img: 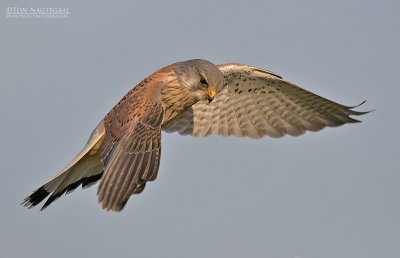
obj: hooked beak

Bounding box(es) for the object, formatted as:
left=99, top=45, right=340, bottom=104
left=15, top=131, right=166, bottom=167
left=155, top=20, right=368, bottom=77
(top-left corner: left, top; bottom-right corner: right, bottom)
left=207, top=89, right=217, bottom=103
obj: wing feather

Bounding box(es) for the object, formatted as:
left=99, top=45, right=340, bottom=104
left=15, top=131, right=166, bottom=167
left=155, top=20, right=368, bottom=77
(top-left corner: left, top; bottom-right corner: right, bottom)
left=22, top=121, right=106, bottom=210
left=93, top=68, right=169, bottom=212
left=162, top=63, right=369, bottom=138
left=98, top=104, right=163, bottom=211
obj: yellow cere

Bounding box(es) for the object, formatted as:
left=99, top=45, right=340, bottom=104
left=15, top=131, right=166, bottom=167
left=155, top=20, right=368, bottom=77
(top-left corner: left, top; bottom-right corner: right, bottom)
left=207, top=89, right=217, bottom=98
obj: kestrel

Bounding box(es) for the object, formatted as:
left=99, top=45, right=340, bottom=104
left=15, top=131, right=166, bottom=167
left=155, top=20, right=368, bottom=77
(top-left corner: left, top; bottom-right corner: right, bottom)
left=22, top=59, right=369, bottom=212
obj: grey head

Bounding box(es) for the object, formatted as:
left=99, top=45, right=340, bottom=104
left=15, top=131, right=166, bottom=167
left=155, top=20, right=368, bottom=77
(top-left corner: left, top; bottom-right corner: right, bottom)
left=174, top=59, right=225, bottom=102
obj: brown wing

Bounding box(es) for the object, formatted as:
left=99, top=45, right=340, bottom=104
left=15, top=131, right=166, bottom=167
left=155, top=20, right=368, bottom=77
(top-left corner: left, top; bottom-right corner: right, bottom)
left=98, top=74, right=166, bottom=212
left=163, top=63, right=369, bottom=138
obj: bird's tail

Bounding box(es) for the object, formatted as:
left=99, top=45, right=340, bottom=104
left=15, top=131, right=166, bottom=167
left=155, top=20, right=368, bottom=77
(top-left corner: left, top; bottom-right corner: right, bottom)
left=22, top=121, right=106, bottom=210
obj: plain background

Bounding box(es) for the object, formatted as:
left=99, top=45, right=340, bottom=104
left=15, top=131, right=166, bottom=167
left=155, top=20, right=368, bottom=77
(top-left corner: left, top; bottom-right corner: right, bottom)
left=1, top=1, right=399, bottom=258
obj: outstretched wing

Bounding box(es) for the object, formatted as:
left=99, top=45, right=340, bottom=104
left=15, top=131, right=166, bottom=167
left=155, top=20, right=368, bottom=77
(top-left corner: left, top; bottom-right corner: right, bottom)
left=22, top=121, right=106, bottom=210
left=98, top=107, right=163, bottom=211
left=163, top=63, right=369, bottom=138
left=97, top=76, right=165, bottom=212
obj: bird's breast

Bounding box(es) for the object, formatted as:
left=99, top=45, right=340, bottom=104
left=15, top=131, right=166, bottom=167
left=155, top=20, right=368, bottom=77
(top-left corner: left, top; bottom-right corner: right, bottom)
left=160, top=81, right=197, bottom=125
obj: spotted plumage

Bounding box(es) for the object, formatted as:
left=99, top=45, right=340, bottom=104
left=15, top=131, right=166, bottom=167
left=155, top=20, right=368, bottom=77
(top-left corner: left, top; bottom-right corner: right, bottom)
left=22, top=59, right=369, bottom=212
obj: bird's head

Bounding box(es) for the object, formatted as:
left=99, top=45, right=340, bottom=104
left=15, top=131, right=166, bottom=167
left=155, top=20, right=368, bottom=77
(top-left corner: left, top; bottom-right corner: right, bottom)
left=175, top=59, right=225, bottom=103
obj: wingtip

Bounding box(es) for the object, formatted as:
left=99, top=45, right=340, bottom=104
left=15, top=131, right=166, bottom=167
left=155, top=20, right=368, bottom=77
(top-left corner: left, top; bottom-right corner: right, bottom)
left=21, top=186, right=51, bottom=210
left=21, top=198, right=33, bottom=208
left=40, top=192, right=65, bottom=211
left=346, top=100, right=374, bottom=116
left=348, top=100, right=367, bottom=109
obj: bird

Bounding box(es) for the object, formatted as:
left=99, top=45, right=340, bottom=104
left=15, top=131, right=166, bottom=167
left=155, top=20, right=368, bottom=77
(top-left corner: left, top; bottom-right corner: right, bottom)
left=22, top=59, right=369, bottom=212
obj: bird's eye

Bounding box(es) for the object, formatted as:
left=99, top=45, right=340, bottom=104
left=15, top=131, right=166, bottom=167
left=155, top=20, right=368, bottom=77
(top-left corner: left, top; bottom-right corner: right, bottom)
left=199, top=76, right=207, bottom=85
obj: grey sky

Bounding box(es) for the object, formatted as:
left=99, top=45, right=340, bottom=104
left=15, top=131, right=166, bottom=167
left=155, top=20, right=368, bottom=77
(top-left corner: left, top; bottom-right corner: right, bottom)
left=1, top=1, right=399, bottom=258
